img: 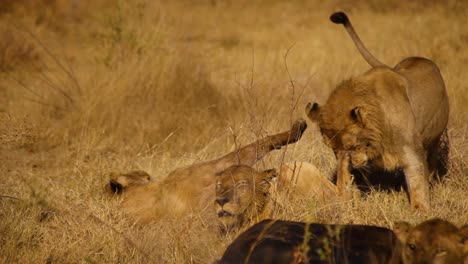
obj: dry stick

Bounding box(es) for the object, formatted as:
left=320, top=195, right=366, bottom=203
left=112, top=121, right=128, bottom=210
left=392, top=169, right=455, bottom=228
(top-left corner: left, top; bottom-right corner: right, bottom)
left=229, top=126, right=242, bottom=165
left=15, top=173, right=157, bottom=262
left=148, top=128, right=179, bottom=154
left=5, top=72, right=47, bottom=102
left=13, top=23, right=82, bottom=95
left=0, top=195, right=22, bottom=201
left=247, top=48, right=259, bottom=165
left=233, top=47, right=258, bottom=166
left=249, top=46, right=255, bottom=93
left=62, top=47, right=82, bottom=96
left=36, top=68, right=72, bottom=104
left=34, top=59, right=75, bottom=105
left=280, top=42, right=298, bottom=166
left=16, top=27, right=75, bottom=106
left=246, top=47, right=262, bottom=143
left=247, top=47, right=271, bottom=169
left=376, top=202, right=392, bottom=228
left=244, top=219, right=277, bottom=264
left=5, top=73, right=65, bottom=111
left=23, top=96, right=66, bottom=111
left=87, top=214, right=157, bottom=263
left=282, top=44, right=313, bottom=263
left=6, top=24, right=77, bottom=110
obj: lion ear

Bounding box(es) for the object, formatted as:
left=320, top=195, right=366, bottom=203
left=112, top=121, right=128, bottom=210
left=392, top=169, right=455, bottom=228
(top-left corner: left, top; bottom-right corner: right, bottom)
left=262, top=169, right=278, bottom=181
left=393, top=221, right=413, bottom=244
left=350, top=107, right=366, bottom=126
left=305, top=102, right=321, bottom=123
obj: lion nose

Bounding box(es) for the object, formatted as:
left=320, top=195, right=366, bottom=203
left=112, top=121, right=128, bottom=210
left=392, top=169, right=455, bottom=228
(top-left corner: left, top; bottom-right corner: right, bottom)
left=216, top=197, right=229, bottom=206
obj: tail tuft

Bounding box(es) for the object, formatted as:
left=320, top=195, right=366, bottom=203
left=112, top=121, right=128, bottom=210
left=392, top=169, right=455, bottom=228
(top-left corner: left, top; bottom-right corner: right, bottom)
left=109, top=179, right=124, bottom=194
left=329, top=11, right=385, bottom=67
left=330, top=12, right=349, bottom=25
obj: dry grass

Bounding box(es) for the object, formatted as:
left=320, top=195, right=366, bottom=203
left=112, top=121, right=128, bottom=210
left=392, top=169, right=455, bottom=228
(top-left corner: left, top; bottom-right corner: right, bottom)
left=1, top=0, right=467, bottom=263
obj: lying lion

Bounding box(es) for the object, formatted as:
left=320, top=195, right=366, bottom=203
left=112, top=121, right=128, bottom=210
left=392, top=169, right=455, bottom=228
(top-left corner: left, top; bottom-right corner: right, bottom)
left=218, top=218, right=467, bottom=264
left=394, top=218, right=468, bottom=264
left=107, top=119, right=309, bottom=224
left=217, top=219, right=401, bottom=264
left=214, top=161, right=338, bottom=231
left=306, top=12, right=449, bottom=210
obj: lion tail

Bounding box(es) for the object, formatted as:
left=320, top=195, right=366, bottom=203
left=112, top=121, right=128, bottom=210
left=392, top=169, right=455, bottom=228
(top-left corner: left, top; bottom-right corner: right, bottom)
left=330, top=12, right=386, bottom=68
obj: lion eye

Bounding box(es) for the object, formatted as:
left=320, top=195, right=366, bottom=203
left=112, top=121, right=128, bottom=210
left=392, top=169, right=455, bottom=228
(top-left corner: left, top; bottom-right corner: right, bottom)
left=235, top=181, right=248, bottom=188
left=408, top=243, right=416, bottom=251
left=436, top=248, right=447, bottom=256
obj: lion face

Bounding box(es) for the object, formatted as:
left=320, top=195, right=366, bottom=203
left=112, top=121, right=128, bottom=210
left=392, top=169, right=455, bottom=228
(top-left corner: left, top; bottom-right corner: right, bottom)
left=214, top=165, right=276, bottom=232
left=306, top=85, right=382, bottom=170
left=394, top=218, right=467, bottom=264
left=324, top=129, right=371, bottom=168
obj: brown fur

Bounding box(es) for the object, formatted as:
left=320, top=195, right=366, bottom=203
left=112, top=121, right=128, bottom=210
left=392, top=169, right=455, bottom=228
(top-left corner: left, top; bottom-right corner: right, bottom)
left=215, top=166, right=277, bottom=232
left=217, top=219, right=402, bottom=264
left=107, top=170, right=151, bottom=194
left=215, top=161, right=338, bottom=232
left=306, top=12, right=449, bottom=211
left=394, top=218, right=467, bottom=264
left=218, top=218, right=466, bottom=264
left=107, top=119, right=307, bottom=224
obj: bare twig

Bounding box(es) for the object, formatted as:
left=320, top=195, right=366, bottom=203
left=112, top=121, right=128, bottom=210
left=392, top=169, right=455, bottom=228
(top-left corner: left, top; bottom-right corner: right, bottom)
left=5, top=72, right=47, bottom=102
left=0, top=195, right=22, bottom=201
left=229, top=126, right=242, bottom=165
left=34, top=60, right=75, bottom=105
left=280, top=42, right=297, bottom=165
left=23, top=96, right=66, bottom=111
left=88, top=214, right=158, bottom=263
left=13, top=23, right=82, bottom=95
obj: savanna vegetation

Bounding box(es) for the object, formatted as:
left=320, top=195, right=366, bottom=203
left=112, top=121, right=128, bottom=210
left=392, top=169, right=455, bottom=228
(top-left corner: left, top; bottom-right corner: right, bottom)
left=1, top=0, right=467, bottom=263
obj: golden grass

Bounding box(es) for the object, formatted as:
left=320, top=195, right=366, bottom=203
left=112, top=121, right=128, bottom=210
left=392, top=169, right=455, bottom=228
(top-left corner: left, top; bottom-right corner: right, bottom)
left=1, top=1, right=467, bottom=263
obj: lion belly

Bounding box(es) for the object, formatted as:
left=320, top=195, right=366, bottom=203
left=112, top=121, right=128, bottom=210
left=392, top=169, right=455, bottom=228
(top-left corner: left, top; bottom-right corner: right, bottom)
left=394, top=57, right=449, bottom=145
left=121, top=165, right=218, bottom=223
left=278, top=161, right=337, bottom=199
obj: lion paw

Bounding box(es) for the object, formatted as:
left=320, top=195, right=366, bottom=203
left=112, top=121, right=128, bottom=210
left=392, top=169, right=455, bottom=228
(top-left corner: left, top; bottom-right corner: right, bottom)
left=290, top=119, right=307, bottom=140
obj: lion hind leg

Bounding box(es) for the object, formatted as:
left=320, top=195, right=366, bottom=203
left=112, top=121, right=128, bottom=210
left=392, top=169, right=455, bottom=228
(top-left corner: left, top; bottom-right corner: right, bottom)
left=427, top=129, right=450, bottom=181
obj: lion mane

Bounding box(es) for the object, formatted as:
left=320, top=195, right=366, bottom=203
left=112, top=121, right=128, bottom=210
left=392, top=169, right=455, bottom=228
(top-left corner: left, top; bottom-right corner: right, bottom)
left=306, top=12, right=449, bottom=210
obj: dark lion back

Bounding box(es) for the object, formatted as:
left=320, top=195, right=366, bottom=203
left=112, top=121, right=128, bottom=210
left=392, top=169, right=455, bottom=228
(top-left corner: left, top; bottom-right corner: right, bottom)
left=218, top=220, right=401, bottom=264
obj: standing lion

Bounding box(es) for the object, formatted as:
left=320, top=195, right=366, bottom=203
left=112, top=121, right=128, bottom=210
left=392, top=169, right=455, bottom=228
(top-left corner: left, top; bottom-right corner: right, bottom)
left=306, top=12, right=449, bottom=210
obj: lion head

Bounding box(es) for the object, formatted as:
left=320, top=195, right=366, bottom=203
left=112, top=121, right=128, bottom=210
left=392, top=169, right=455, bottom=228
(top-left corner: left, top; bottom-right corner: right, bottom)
left=214, top=165, right=277, bottom=232
left=107, top=170, right=151, bottom=194
left=305, top=79, right=387, bottom=169
left=394, top=218, right=468, bottom=264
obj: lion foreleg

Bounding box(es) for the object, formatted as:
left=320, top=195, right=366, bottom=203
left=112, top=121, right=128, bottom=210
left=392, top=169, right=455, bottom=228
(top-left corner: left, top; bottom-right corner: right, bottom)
left=214, top=119, right=307, bottom=169
left=402, top=146, right=430, bottom=211
left=336, top=151, right=355, bottom=198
